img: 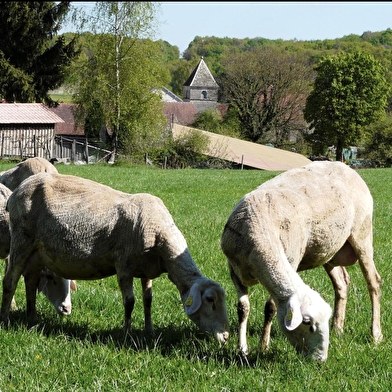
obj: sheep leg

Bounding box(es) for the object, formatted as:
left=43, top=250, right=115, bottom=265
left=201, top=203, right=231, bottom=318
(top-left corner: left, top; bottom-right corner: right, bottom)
left=1, top=258, right=25, bottom=326
left=229, top=265, right=250, bottom=355
left=357, top=256, right=383, bottom=343
left=117, top=273, right=135, bottom=334
left=23, top=251, right=47, bottom=322
left=141, top=278, right=154, bottom=335
left=3, top=258, right=18, bottom=311
left=259, top=297, right=277, bottom=351
left=323, top=263, right=350, bottom=335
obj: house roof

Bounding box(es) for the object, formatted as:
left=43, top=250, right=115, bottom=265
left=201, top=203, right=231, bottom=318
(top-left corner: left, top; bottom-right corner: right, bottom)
left=0, top=103, right=64, bottom=124
left=183, top=57, right=219, bottom=88
left=172, top=124, right=311, bottom=171
left=48, top=103, right=84, bottom=135
left=160, top=87, right=183, bottom=103
left=163, top=102, right=198, bottom=126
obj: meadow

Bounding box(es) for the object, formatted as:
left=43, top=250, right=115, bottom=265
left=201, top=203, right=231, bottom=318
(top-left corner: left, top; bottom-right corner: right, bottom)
left=0, top=161, right=390, bottom=391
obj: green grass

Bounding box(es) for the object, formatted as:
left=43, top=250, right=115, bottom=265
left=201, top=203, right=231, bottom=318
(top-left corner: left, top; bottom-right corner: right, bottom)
left=49, top=93, right=74, bottom=104
left=0, top=162, right=391, bottom=391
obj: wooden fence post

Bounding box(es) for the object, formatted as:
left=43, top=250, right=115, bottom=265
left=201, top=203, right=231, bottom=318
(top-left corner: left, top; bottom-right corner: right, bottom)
left=71, top=139, right=76, bottom=162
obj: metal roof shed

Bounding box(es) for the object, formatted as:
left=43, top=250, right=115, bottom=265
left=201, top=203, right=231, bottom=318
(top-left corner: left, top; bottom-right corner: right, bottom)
left=0, top=103, right=64, bottom=159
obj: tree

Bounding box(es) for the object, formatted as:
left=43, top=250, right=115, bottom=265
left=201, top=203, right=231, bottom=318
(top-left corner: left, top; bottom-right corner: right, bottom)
left=72, top=2, right=168, bottom=161
left=363, top=116, right=392, bottom=167
left=0, top=1, right=79, bottom=106
left=304, top=51, right=390, bottom=161
left=220, top=47, right=313, bottom=148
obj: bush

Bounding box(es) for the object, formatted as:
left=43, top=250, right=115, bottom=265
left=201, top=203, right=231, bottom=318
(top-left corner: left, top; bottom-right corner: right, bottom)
left=362, top=116, right=392, bottom=167
left=148, top=128, right=211, bottom=168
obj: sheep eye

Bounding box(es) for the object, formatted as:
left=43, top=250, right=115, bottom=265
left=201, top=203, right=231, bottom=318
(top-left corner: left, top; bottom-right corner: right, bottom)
left=206, top=296, right=214, bottom=303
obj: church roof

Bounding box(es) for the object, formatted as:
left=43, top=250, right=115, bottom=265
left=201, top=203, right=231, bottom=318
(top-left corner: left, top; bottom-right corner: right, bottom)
left=183, top=57, right=219, bottom=88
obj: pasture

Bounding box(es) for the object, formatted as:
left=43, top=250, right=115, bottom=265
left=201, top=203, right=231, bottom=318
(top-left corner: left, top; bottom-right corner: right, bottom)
left=0, top=161, right=391, bottom=391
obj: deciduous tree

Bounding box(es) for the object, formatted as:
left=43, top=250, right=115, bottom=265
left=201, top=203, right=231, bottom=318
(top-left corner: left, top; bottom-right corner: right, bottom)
left=72, top=2, right=168, bottom=161
left=220, top=47, right=313, bottom=148
left=304, top=51, right=390, bottom=161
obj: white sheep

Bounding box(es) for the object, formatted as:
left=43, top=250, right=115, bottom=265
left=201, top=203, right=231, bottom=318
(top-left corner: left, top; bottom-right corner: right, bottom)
left=221, top=161, right=382, bottom=361
left=1, top=172, right=230, bottom=344
left=0, top=182, right=75, bottom=315
left=0, top=182, right=76, bottom=315
left=0, top=157, right=58, bottom=191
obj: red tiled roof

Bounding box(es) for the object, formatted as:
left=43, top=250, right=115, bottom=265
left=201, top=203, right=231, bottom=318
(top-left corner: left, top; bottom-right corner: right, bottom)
left=163, top=102, right=198, bottom=126
left=49, top=104, right=84, bottom=135
left=0, top=103, right=64, bottom=124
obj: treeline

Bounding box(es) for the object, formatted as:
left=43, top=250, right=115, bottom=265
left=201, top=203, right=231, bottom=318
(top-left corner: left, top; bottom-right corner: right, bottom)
left=64, top=29, right=392, bottom=99
left=163, top=30, right=392, bottom=97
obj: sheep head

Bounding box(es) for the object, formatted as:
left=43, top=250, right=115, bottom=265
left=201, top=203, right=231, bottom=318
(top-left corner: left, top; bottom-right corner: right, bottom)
left=183, top=278, right=229, bottom=345
left=277, top=288, right=332, bottom=362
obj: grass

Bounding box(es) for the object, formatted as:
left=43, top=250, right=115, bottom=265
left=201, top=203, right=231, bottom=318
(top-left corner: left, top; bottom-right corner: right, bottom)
left=0, top=161, right=391, bottom=391
left=49, top=93, right=74, bottom=104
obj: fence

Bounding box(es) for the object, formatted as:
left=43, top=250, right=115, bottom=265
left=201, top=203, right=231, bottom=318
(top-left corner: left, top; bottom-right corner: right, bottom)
left=0, top=131, right=112, bottom=164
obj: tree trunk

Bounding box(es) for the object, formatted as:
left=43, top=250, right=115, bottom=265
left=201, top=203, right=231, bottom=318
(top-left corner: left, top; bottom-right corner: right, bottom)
left=336, top=138, right=344, bottom=162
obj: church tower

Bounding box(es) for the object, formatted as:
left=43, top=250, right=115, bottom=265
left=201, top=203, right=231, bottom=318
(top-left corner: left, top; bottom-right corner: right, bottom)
left=183, top=57, right=219, bottom=113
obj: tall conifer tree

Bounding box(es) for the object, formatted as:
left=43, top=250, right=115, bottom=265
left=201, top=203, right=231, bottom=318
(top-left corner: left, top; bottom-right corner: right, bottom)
left=0, top=1, right=79, bottom=106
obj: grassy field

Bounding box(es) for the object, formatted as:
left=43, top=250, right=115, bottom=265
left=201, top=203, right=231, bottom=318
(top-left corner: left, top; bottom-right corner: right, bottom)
left=0, top=161, right=391, bottom=391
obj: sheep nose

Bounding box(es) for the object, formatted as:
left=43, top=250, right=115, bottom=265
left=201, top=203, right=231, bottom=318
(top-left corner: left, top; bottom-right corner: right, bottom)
left=218, top=331, right=229, bottom=346
left=58, top=305, right=72, bottom=316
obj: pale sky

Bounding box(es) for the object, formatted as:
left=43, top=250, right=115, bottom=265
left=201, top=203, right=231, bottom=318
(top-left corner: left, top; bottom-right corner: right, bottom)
left=61, top=2, right=392, bottom=55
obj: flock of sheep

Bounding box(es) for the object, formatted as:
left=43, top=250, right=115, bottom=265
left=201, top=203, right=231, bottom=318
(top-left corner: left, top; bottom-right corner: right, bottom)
left=0, top=157, right=383, bottom=362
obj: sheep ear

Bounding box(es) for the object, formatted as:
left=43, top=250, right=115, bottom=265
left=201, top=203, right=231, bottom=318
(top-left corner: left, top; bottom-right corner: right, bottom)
left=284, top=296, right=303, bottom=331
left=184, top=283, right=202, bottom=315
left=70, top=280, right=77, bottom=292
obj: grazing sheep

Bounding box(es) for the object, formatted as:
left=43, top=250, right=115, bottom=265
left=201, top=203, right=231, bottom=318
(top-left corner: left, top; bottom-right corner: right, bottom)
left=0, top=183, right=75, bottom=315
left=1, top=172, right=229, bottom=344
left=221, top=161, right=382, bottom=361
left=0, top=157, right=58, bottom=191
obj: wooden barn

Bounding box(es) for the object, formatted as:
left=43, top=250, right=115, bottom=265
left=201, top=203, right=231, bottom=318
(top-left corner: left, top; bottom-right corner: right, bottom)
left=0, top=103, right=64, bottom=160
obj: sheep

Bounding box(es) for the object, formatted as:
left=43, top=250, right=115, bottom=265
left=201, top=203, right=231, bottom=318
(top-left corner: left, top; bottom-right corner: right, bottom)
left=1, top=172, right=230, bottom=344
left=0, top=157, right=58, bottom=191
left=0, top=182, right=75, bottom=315
left=221, top=161, right=382, bottom=361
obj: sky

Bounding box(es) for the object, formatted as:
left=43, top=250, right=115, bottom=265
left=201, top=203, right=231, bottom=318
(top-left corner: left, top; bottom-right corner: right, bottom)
left=61, top=2, right=392, bottom=54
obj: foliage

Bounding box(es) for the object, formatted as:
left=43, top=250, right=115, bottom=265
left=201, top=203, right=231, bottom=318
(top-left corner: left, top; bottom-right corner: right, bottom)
left=148, top=128, right=211, bottom=168
left=71, top=2, right=168, bottom=159
left=220, top=47, right=313, bottom=147
left=190, top=109, right=241, bottom=138
left=304, top=51, right=390, bottom=161
left=362, top=115, right=392, bottom=167
left=0, top=1, right=79, bottom=106
left=0, top=162, right=391, bottom=391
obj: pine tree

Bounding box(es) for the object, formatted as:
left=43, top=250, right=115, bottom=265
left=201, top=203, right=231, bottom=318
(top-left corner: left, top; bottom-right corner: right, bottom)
left=0, top=1, right=80, bottom=106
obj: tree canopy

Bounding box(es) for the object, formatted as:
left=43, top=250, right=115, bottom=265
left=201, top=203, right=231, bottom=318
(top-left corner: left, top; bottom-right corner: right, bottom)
left=220, top=47, right=313, bottom=148
left=71, top=2, right=168, bottom=160
left=304, top=51, right=390, bottom=161
left=0, top=1, right=79, bottom=106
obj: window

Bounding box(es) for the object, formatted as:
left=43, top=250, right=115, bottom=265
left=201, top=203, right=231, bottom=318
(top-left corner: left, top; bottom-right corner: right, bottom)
left=201, top=90, right=207, bottom=99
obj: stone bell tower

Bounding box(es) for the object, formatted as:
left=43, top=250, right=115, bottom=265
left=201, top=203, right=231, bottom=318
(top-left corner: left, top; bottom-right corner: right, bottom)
left=183, top=57, right=219, bottom=113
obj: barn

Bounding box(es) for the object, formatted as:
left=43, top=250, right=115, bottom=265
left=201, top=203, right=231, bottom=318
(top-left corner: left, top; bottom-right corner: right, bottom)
left=0, top=103, right=64, bottom=160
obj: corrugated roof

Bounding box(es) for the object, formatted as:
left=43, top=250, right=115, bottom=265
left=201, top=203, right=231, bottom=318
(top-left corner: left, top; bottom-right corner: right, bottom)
left=172, top=124, right=311, bottom=171
left=0, top=103, right=64, bottom=124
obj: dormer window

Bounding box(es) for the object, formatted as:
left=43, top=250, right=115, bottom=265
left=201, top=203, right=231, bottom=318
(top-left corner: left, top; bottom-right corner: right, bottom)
left=201, top=91, right=207, bottom=99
